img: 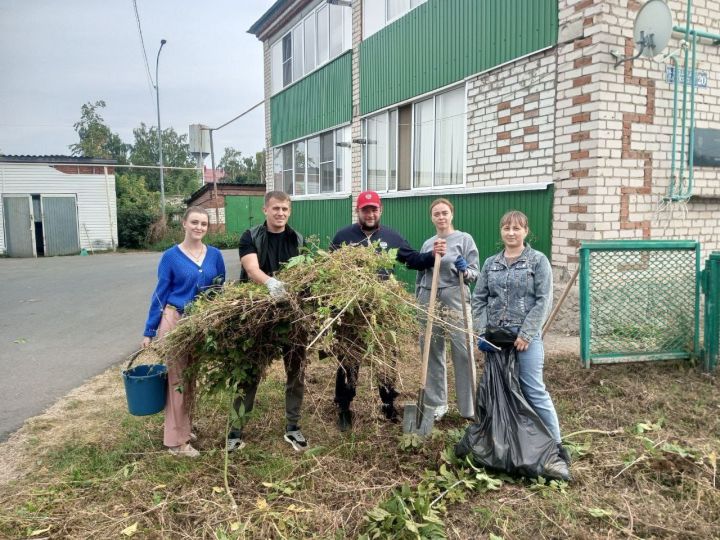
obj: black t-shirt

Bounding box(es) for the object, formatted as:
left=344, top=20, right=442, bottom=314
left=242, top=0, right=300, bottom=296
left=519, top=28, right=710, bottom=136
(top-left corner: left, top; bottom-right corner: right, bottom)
left=239, top=228, right=298, bottom=276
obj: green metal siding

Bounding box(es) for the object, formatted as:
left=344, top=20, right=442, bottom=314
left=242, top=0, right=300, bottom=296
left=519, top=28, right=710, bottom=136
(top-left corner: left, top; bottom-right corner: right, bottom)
left=271, top=52, right=353, bottom=146
left=360, top=0, right=558, bottom=115
left=225, top=195, right=265, bottom=234
left=379, top=187, right=555, bottom=288
left=288, top=188, right=553, bottom=289
left=288, top=196, right=353, bottom=248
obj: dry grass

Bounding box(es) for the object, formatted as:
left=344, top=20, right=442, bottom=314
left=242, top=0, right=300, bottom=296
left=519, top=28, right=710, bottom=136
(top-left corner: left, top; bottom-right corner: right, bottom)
left=0, top=335, right=718, bottom=539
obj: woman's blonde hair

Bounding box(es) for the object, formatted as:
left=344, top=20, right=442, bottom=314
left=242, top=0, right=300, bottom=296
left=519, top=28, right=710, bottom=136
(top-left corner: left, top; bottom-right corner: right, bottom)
left=499, top=210, right=529, bottom=230
left=182, top=205, right=210, bottom=221
left=430, top=198, right=454, bottom=214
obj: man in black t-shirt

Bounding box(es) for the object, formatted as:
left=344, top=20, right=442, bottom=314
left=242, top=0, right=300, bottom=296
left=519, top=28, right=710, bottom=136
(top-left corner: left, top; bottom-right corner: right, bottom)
left=228, top=191, right=307, bottom=452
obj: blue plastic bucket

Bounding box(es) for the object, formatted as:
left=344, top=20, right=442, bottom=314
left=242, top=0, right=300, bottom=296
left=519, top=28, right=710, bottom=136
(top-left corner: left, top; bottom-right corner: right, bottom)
left=122, top=364, right=168, bottom=416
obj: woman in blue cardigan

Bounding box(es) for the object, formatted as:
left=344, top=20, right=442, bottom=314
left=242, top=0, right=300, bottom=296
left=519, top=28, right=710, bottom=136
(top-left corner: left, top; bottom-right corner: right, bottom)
left=142, top=206, right=225, bottom=457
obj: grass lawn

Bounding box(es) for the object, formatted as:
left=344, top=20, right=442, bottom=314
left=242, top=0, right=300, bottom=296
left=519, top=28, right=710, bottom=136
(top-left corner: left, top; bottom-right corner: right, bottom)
left=1, top=339, right=718, bottom=539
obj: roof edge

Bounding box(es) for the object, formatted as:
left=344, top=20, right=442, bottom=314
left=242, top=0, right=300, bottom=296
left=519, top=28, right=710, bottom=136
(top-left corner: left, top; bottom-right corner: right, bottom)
left=0, top=155, right=118, bottom=165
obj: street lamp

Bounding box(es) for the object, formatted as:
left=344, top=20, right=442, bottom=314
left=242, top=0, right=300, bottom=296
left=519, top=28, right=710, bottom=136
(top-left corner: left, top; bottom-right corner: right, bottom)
left=155, top=39, right=167, bottom=216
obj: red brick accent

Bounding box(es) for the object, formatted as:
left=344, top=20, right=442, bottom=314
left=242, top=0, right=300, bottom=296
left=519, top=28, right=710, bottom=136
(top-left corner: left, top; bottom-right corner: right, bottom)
left=497, top=131, right=511, bottom=141
left=524, top=108, right=539, bottom=119
left=497, top=145, right=511, bottom=155
left=571, top=168, right=589, bottom=178
left=497, top=101, right=511, bottom=111
left=574, top=0, right=594, bottom=11
left=570, top=205, right=588, bottom=213
left=524, top=125, right=539, bottom=135
left=568, top=222, right=587, bottom=230
left=620, top=37, right=653, bottom=238
left=574, top=56, right=592, bottom=69
left=525, top=93, right=540, bottom=103
left=570, top=150, right=589, bottom=160
left=568, top=238, right=581, bottom=248
left=573, top=75, right=592, bottom=88
left=572, top=112, right=590, bottom=124
left=572, top=94, right=591, bottom=106
left=574, top=37, right=593, bottom=50
left=568, top=187, right=589, bottom=196
left=498, top=115, right=511, bottom=126
left=524, top=142, right=539, bottom=151
left=510, top=105, right=524, bottom=115
left=571, top=131, right=590, bottom=142
left=583, top=16, right=594, bottom=27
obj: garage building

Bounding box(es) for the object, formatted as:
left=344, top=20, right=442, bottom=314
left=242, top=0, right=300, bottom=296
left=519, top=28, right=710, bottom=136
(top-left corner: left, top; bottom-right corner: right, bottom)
left=0, top=155, right=117, bottom=257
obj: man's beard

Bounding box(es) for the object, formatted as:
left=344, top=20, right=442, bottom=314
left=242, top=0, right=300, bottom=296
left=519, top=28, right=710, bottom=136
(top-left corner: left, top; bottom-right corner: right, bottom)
left=359, top=219, right=379, bottom=232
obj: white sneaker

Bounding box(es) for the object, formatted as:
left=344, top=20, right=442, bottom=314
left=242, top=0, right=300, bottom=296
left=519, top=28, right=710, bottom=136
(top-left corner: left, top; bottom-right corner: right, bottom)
left=433, top=405, right=448, bottom=422
left=168, top=443, right=200, bottom=458
left=283, top=427, right=308, bottom=452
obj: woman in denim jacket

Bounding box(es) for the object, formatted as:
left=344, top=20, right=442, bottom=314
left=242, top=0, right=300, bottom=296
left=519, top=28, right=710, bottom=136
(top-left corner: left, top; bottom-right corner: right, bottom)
left=471, top=210, right=569, bottom=464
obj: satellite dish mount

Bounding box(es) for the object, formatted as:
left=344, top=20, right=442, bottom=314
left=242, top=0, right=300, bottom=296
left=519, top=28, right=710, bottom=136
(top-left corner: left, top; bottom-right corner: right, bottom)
left=610, top=0, right=673, bottom=68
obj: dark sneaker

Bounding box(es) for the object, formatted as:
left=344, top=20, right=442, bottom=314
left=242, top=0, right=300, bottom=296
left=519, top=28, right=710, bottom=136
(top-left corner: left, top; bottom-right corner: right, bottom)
left=284, top=426, right=308, bottom=452
left=226, top=431, right=246, bottom=452
left=381, top=403, right=400, bottom=423
left=337, top=409, right=354, bottom=432
left=557, top=443, right=572, bottom=465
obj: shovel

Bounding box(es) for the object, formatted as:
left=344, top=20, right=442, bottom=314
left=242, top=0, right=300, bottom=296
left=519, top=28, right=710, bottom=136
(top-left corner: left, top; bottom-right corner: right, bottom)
left=402, top=252, right=441, bottom=437
left=458, top=271, right=477, bottom=419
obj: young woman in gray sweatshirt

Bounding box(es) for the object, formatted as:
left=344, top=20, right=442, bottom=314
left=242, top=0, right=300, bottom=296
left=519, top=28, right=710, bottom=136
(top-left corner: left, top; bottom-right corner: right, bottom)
left=415, top=198, right=479, bottom=420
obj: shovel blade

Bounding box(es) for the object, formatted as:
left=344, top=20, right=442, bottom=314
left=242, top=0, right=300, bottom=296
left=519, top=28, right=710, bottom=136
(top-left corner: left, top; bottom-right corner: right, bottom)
left=401, top=402, right=435, bottom=437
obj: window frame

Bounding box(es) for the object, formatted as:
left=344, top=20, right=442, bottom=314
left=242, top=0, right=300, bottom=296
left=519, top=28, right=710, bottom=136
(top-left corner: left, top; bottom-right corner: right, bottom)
left=272, top=126, right=351, bottom=198
left=363, top=0, right=427, bottom=39
left=269, top=2, right=352, bottom=96
left=362, top=84, right=467, bottom=193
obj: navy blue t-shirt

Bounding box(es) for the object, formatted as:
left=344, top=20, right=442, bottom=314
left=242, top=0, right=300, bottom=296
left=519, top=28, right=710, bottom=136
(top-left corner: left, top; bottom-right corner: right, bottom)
left=330, top=223, right=434, bottom=271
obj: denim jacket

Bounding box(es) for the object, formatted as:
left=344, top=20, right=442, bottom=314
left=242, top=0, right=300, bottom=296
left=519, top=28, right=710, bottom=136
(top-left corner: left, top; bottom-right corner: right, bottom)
left=471, top=245, right=553, bottom=343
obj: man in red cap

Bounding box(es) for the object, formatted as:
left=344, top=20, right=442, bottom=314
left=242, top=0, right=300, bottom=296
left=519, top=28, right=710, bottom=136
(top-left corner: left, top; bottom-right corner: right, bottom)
left=329, top=190, right=446, bottom=431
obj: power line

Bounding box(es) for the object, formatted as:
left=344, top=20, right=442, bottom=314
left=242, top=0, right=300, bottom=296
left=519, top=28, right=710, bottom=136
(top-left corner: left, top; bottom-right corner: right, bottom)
left=132, top=0, right=156, bottom=103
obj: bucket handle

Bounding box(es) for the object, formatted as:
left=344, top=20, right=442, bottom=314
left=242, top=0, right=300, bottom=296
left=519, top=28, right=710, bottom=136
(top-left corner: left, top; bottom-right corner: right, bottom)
left=125, top=349, right=144, bottom=371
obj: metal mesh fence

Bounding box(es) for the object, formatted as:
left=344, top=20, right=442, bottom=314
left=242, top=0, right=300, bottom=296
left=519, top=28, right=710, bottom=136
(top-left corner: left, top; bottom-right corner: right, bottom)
left=703, top=252, right=720, bottom=371
left=580, top=241, right=700, bottom=366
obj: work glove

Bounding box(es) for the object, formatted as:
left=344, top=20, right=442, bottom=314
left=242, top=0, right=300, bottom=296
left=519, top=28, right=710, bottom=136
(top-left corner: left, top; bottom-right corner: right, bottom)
left=454, top=255, right=468, bottom=273
left=265, top=277, right=287, bottom=299
left=477, top=335, right=501, bottom=353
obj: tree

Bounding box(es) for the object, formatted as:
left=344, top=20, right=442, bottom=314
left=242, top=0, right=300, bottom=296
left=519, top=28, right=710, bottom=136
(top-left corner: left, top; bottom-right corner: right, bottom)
left=116, top=174, right=160, bottom=248
left=129, top=123, right=199, bottom=195
left=70, top=101, right=129, bottom=162
left=218, top=147, right=266, bottom=184
left=218, top=147, right=247, bottom=182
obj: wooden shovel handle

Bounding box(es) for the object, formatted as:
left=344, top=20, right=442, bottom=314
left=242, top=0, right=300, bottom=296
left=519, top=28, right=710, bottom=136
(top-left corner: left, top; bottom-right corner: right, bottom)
left=420, top=253, right=442, bottom=389
left=542, top=266, right=579, bottom=338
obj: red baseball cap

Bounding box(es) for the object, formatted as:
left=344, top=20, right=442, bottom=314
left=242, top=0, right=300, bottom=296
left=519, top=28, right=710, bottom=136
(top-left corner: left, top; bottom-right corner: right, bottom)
left=357, top=190, right=381, bottom=209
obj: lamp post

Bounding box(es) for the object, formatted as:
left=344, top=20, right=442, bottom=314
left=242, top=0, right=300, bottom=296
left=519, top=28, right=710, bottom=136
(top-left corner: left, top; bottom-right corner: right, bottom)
left=155, top=39, right=167, bottom=216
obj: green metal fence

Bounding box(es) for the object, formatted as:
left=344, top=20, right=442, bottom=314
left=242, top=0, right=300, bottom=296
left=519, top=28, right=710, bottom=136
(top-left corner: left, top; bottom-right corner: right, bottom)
left=702, top=252, right=720, bottom=371
left=579, top=240, right=700, bottom=368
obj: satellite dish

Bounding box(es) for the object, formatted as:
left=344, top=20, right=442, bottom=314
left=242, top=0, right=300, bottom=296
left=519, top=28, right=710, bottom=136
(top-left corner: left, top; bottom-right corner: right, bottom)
left=633, top=0, right=674, bottom=58
left=611, top=0, right=674, bottom=67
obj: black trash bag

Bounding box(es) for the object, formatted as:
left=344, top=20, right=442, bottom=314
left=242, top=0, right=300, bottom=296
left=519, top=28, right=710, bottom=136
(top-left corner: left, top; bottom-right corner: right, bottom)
left=455, top=346, right=570, bottom=481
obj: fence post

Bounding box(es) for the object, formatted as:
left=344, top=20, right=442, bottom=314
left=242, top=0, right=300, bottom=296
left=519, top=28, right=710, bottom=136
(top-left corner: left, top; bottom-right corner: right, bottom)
left=704, top=252, right=720, bottom=372
left=579, top=245, right=591, bottom=369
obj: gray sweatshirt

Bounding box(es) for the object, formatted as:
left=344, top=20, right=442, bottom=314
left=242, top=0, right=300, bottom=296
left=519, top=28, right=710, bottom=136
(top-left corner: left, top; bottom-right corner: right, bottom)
left=415, top=230, right=479, bottom=291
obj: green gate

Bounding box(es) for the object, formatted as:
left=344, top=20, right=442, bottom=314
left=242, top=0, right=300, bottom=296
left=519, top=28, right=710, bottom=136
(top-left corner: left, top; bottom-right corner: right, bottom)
left=579, top=240, right=700, bottom=368
left=701, top=252, right=720, bottom=372
left=225, top=195, right=265, bottom=234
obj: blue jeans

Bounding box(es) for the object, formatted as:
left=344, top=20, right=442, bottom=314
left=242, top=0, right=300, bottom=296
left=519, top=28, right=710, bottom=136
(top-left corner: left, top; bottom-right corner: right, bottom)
left=516, top=335, right=562, bottom=443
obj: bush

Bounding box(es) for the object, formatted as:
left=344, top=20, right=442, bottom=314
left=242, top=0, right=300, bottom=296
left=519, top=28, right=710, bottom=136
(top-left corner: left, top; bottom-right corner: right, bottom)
left=116, top=174, right=160, bottom=249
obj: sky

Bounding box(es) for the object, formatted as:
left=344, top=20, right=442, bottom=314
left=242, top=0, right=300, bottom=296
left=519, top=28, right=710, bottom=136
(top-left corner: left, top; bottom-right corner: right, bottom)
left=0, top=0, right=274, bottom=163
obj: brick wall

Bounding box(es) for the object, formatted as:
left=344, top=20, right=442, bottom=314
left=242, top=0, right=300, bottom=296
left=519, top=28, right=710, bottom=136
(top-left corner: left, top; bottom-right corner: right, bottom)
left=466, top=50, right=557, bottom=187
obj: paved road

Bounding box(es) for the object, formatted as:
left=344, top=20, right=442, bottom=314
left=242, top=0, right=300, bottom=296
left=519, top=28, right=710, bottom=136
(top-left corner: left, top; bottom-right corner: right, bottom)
left=0, top=250, right=240, bottom=441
